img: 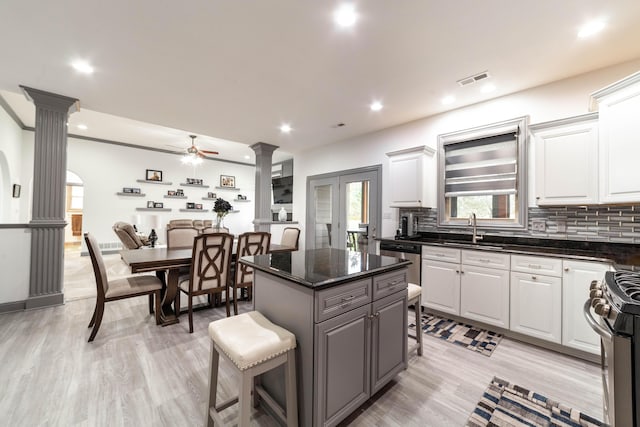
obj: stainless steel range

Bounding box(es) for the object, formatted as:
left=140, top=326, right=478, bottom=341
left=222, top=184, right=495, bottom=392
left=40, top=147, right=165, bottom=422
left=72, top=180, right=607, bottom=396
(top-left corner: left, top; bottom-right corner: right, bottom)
left=585, top=271, right=640, bottom=426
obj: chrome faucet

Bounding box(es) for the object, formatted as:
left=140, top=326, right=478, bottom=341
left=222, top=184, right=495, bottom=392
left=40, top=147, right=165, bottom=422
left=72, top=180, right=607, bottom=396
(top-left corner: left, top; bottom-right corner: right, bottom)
left=468, top=213, right=483, bottom=244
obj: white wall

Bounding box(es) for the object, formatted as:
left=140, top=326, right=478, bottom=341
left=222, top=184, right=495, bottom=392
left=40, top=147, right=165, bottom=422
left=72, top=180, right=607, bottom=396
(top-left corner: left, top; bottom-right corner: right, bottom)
left=0, top=227, right=31, bottom=304
left=293, top=58, right=640, bottom=248
left=0, top=106, right=28, bottom=223
left=67, top=138, right=257, bottom=247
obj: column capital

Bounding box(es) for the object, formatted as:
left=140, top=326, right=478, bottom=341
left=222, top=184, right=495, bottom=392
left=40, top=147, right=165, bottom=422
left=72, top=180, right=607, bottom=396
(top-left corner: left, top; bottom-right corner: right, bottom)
left=250, top=142, right=279, bottom=157
left=20, top=86, right=80, bottom=114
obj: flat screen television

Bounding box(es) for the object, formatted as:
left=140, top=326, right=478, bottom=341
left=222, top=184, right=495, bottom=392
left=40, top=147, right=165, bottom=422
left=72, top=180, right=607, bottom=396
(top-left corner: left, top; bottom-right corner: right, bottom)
left=272, top=176, right=293, bottom=204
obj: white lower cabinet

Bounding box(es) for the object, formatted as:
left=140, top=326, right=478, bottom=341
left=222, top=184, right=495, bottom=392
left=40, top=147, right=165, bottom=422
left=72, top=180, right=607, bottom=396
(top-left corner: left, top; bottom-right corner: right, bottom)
left=510, top=271, right=562, bottom=343
left=510, top=254, right=562, bottom=344
left=421, top=258, right=460, bottom=316
left=459, top=250, right=510, bottom=328
left=562, top=260, right=610, bottom=354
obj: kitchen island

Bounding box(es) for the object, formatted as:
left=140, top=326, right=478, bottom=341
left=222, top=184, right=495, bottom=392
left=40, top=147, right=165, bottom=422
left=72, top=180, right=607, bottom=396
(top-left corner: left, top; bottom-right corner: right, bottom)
left=239, top=248, right=411, bottom=427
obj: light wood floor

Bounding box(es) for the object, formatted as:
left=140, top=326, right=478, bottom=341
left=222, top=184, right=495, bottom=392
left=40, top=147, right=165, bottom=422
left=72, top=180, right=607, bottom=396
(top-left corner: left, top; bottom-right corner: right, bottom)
left=0, top=289, right=602, bottom=426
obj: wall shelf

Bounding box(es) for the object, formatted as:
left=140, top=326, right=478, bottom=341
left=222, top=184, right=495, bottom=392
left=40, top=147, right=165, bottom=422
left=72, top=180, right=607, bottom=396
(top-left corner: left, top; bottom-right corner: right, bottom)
left=136, top=179, right=173, bottom=185
left=164, top=195, right=187, bottom=199
left=215, top=186, right=240, bottom=191
left=116, top=192, right=146, bottom=197
left=202, top=197, right=217, bottom=201
left=180, top=183, right=210, bottom=188
left=136, top=207, right=172, bottom=212
left=234, top=199, right=251, bottom=202
left=179, top=208, right=209, bottom=213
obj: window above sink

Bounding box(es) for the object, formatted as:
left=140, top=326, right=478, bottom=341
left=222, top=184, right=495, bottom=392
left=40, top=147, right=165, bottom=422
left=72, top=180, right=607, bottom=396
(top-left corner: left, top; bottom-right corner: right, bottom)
left=437, top=116, right=529, bottom=230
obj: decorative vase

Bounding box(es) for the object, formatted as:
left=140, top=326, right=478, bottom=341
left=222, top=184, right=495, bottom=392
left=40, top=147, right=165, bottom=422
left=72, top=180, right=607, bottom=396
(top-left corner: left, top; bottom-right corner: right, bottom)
left=278, top=207, right=288, bottom=222
left=215, top=213, right=226, bottom=230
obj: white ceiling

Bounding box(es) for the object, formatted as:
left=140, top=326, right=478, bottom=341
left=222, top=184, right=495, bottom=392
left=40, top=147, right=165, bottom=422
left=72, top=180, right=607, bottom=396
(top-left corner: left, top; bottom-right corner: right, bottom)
left=1, top=1, right=640, bottom=164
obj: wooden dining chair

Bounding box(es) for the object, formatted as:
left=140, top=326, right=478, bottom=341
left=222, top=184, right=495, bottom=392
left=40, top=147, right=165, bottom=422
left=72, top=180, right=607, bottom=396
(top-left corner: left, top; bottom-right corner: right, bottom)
left=175, top=233, right=234, bottom=332
left=84, top=233, right=162, bottom=342
left=232, top=231, right=271, bottom=315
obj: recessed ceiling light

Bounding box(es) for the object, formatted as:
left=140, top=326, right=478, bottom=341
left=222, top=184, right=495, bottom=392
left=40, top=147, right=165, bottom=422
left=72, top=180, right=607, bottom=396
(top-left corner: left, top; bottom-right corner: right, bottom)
left=480, top=83, right=496, bottom=94
left=77, top=124, right=88, bottom=130
left=280, top=124, right=292, bottom=133
left=441, top=95, right=455, bottom=105
left=370, top=101, right=383, bottom=111
left=578, top=20, right=605, bottom=38
left=334, top=4, right=357, bottom=28
left=71, top=60, right=94, bottom=74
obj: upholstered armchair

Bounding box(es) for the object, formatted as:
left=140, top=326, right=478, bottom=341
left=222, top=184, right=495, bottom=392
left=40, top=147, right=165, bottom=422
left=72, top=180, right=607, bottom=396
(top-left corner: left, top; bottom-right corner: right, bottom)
left=113, top=222, right=150, bottom=250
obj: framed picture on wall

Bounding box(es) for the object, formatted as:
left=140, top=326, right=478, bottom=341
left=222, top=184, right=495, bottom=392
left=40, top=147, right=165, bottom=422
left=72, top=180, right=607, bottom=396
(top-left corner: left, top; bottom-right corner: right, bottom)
left=147, top=201, right=155, bottom=208
left=123, top=187, right=133, bottom=193
left=220, top=175, right=235, bottom=188
left=195, top=203, right=203, bottom=210
left=146, top=169, right=163, bottom=181
left=154, top=202, right=164, bottom=208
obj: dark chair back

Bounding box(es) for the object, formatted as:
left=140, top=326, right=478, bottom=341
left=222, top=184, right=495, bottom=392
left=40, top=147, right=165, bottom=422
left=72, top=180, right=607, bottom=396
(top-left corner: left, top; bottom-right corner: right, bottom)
left=189, top=233, right=233, bottom=293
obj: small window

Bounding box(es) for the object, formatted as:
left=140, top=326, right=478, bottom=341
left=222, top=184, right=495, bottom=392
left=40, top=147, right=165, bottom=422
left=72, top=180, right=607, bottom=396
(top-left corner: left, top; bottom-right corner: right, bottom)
left=66, top=185, right=84, bottom=211
left=438, top=116, right=528, bottom=229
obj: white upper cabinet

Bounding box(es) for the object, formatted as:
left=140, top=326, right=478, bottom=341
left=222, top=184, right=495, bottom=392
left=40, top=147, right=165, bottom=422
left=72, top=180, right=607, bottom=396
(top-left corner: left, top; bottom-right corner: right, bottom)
left=591, top=71, right=640, bottom=203
left=386, top=146, right=435, bottom=208
left=531, top=113, right=599, bottom=206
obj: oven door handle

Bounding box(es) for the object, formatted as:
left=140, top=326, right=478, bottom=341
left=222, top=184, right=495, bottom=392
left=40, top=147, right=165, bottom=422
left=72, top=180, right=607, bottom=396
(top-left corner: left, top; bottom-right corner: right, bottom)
left=583, top=299, right=612, bottom=340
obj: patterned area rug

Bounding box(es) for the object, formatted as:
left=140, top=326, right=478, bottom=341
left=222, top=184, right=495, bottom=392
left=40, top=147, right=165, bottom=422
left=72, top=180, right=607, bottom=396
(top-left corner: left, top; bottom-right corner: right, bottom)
left=409, top=313, right=502, bottom=356
left=467, top=377, right=604, bottom=426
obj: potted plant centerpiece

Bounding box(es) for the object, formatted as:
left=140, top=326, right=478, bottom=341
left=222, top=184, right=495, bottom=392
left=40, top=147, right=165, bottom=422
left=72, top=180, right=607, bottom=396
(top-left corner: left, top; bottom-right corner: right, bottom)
left=213, top=197, right=232, bottom=229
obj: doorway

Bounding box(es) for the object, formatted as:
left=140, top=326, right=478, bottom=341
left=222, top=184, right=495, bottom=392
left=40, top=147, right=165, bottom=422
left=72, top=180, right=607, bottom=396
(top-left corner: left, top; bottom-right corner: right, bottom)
left=64, top=170, right=84, bottom=251
left=306, top=166, right=381, bottom=253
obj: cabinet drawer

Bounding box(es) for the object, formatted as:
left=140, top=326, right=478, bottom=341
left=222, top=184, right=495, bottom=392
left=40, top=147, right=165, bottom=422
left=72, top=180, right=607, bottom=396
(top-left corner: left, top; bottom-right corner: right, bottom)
left=372, top=270, right=407, bottom=300
left=422, top=245, right=461, bottom=263
left=511, top=254, right=562, bottom=277
left=315, top=278, right=372, bottom=323
left=462, top=249, right=510, bottom=270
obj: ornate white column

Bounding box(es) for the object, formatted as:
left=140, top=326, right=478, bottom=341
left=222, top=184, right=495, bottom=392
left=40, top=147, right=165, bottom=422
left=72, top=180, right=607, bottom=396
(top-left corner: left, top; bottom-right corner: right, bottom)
left=21, top=86, right=79, bottom=309
left=250, top=142, right=278, bottom=233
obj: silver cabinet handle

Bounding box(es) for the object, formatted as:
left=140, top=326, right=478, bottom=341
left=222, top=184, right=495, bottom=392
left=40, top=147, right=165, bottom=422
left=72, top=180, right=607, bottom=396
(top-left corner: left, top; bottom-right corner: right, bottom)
left=564, top=267, right=570, bottom=272
left=531, top=275, right=537, bottom=280
left=341, top=295, right=355, bottom=302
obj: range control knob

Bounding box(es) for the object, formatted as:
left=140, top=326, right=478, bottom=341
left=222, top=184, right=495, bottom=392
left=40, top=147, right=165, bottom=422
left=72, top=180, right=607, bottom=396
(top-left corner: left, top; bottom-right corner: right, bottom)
left=594, top=302, right=611, bottom=317
left=590, top=289, right=603, bottom=299
left=590, top=280, right=602, bottom=291
left=592, top=297, right=606, bottom=309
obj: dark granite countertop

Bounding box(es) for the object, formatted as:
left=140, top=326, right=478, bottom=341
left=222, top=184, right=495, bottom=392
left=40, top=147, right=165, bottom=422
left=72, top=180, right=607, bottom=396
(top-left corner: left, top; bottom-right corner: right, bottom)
left=239, top=248, right=411, bottom=289
left=379, top=232, right=640, bottom=269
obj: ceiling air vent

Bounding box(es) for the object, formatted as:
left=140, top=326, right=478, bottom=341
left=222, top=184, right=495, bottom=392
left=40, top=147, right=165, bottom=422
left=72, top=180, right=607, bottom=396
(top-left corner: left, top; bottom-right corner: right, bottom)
left=457, top=71, right=490, bottom=87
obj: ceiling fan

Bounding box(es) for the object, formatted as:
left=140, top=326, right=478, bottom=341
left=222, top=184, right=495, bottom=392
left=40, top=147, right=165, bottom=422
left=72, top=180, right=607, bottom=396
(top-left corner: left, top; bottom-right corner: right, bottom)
left=169, top=135, right=219, bottom=164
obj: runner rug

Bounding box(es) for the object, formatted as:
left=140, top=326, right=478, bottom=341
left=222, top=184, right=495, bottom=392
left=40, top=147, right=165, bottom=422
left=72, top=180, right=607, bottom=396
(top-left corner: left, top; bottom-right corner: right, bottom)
left=409, top=313, right=502, bottom=356
left=466, top=377, right=604, bottom=426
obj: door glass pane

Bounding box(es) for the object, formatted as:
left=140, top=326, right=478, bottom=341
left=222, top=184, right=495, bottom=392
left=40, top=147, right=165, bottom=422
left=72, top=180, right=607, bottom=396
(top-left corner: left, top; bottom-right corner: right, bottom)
left=314, top=184, right=332, bottom=248
left=346, top=180, right=369, bottom=252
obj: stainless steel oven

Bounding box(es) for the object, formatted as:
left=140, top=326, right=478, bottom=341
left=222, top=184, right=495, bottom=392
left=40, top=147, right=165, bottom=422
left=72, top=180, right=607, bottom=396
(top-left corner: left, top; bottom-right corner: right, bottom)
left=584, top=271, right=640, bottom=426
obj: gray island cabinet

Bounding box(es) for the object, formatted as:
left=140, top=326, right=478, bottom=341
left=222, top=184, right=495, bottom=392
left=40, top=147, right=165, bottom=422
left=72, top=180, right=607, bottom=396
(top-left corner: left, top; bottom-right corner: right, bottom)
left=240, top=248, right=411, bottom=427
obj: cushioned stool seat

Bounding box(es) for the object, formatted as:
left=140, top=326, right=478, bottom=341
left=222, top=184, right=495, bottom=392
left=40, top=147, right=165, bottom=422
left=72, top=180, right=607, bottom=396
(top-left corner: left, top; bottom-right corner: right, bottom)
left=407, top=283, right=423, bottom=356
left=205, top=311, right=298, bottom=426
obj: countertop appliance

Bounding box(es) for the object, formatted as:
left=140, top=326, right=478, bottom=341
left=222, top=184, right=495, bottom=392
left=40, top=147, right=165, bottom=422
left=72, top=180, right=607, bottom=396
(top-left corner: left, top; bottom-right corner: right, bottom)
left=379, top=240, right=421, bottom=286
left=585, top=270, right=640, bottom=426
left=400, top=213, right=418, bottom=238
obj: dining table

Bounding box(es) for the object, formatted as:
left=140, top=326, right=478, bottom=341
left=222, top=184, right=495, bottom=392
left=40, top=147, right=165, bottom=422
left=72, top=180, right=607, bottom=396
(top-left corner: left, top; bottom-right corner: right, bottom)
left=120, top=242, right=294, bottom=326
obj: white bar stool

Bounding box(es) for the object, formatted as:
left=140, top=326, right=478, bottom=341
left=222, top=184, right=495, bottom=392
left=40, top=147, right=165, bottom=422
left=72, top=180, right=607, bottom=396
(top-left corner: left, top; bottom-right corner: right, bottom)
left=407, top=283, right=423, bottom=356
left=205, top=311, right=298, bottom=426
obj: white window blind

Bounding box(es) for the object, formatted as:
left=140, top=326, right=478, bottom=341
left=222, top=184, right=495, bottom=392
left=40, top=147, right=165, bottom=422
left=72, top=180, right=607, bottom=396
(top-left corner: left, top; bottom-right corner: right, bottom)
left=444, top=131, right=518, bottom=197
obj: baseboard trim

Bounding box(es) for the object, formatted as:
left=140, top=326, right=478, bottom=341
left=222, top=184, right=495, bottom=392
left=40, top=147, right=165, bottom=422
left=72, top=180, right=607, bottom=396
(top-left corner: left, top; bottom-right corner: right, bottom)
left=25, top=293, right=64, bottom=310
left=0, top=300, right=26, bottom=314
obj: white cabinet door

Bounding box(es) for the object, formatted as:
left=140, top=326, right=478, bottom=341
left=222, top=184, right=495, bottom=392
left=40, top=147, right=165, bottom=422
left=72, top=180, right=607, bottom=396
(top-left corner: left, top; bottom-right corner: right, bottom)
left=510, top=272, right=562, bottom=343
left=421, top=259, right=460, bottom=315
left=460, top=264, right=510, bottom=328
left=388, top=152, right=422, bottom=207
left=562, top=260, right=610, bottom=354
left=531, top=114, right=599, bottom=205
left=593, top=72, right=640, bottom=203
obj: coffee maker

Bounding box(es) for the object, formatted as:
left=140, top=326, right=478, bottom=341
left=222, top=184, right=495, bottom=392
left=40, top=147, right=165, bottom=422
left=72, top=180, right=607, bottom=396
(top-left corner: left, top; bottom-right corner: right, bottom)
left=400, top=213, right=417, bottom=237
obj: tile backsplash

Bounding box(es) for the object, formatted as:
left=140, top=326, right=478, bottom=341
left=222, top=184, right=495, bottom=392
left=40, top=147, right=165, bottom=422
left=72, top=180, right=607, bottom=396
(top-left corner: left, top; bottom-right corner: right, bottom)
left=399, top=204, right=640, bottom=244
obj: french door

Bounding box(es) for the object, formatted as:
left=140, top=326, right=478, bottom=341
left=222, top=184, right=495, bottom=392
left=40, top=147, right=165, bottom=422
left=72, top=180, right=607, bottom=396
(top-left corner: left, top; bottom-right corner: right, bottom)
left=306, top=167, right=380, bottom=253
